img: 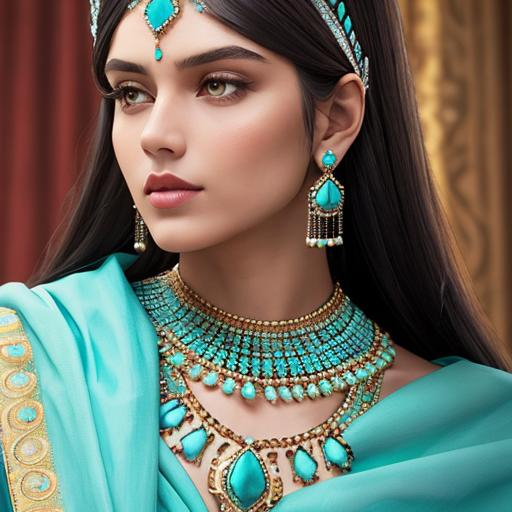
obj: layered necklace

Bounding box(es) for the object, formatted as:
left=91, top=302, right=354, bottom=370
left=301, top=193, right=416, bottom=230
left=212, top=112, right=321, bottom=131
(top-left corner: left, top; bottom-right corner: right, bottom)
left=132, top=265, right=396, bottom=512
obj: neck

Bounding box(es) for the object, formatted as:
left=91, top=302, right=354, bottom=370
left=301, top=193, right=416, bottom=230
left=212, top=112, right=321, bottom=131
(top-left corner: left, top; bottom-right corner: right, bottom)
left=178, top=174, right=335, bottom=321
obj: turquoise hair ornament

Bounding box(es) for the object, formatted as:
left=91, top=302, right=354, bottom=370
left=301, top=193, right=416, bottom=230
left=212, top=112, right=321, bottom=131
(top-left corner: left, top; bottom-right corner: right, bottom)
left=89, top=0, right=369, bottom=87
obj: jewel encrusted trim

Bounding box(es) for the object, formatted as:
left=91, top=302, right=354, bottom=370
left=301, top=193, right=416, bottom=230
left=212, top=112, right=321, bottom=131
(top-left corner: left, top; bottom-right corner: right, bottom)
left=0, top=308, right=64, bottom=512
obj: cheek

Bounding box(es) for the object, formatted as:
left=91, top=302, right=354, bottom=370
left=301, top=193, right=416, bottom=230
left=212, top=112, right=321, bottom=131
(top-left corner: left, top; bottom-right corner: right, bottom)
left=195, top=85, right=309, bottom=228
left=112, top=113, right=145, bottom=198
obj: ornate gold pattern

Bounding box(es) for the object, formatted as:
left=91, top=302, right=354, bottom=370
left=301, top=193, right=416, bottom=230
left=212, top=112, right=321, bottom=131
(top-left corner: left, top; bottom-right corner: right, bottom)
left=0, top=307, right=64, bottom=512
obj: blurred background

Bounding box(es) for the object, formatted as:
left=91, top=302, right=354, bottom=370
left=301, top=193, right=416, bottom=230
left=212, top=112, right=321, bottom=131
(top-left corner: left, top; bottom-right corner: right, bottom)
left=0, top=1, right=510, bottom=357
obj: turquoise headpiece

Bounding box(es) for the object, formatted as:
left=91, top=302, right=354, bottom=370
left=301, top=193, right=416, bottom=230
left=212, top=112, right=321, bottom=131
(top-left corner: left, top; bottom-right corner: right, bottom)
left=89, top=0, right=369, bottom=89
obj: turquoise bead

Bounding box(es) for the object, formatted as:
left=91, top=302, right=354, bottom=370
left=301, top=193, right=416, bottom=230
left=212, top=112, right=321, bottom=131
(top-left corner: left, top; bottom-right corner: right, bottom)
left=146, top=0, right=176, bottom=32
left=343, top=371, right=357, bottom=385
left=293, top=448, right=318, bottom=482
left=154, top=47, right=163, bottom=61
left=331, top=376, right=347, bottom=391
left=292, top=384, right=305, bottom=401
left=17, top=406, right=37, bottom=423
left=381, top=351, right=393, bottom=363
left=181, top=428, right=208, bottom=462
left=226, top=449, right=267, bottom=510
left=365, top=362, right=378, bottom=375
left=337, top=2, right=346, bottom=21
left=322, top=150, right=337, bottom=168
left=319, top=379, right=333, bottom=396
left=315, top=180, right=342, bottom=211
left=278, top=386, right=293, bottom=402
left=160, top=400, right=187, bottom=429
left=355, top=368, right=369, bottom=381
left=375, top=357, right=387, bottom=369
left=322, top=437, right=349, bottom=469
left=188, top=364, right=203, bottom=380
left=7, top=344, right=25, bottom=358
left=9, top=372, right=29, bottom=388
left=202, top=371, right=219, bottom=387
left=241, top=382, right=256, bottom=400
left=169, top=352, right=185, bottom=367
left=344, top=15, right=352, bottom=34
left=307, top=383, right=320, bottom=399
left=264, top=386, right=277, bottom=403
left=222, top=378, right=237, bottom=395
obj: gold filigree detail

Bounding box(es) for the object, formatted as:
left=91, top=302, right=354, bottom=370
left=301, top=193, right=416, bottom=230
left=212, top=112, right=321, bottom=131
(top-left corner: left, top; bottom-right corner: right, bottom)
left=0, top=307, right=64, bottom=512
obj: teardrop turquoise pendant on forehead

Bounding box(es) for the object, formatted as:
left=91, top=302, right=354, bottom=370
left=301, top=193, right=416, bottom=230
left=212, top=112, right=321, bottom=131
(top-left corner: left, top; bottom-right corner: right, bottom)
left=128, top=0, right=206, bottom=62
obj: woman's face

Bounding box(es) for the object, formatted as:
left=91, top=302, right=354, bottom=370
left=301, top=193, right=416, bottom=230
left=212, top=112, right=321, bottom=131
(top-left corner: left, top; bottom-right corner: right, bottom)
left=106, top=2, right=314, bottom=253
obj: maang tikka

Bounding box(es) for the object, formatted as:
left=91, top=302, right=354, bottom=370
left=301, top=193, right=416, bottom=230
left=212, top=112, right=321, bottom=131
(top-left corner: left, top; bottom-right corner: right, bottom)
left=306, top=150, right=345, bottom=248
left=133, top=204, right=149, bottom=253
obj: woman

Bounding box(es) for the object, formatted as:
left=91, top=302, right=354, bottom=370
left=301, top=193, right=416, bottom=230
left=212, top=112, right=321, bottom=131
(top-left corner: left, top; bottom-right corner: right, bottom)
left=1, top=0, right=511, bottom=511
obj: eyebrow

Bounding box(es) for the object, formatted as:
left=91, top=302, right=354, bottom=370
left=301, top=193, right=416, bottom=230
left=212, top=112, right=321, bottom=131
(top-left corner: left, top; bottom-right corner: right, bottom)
left=104, top=45, right=269, bottom=75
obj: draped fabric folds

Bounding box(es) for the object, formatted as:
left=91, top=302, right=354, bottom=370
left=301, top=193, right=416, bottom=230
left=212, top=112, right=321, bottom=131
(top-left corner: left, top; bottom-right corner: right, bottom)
left=0, top=252, right=511, bottom=511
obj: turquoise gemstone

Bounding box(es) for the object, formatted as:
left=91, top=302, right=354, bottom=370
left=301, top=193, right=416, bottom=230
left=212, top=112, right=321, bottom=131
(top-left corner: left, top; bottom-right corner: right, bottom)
left=226, top=449, right=267, bottom=510
left=181, top=428, right=208, bottom=462
left=365, top=362, right=378, bottom=375
left=188, top=364, right=203, bottom=380
left=322, top=437, right=349, bottom=469
left=344, top=15, right=352, bottom=34
left=315, top=180, right=342, bottom=211
left=160, top=400, right=187, bottom=429
left=319, top=379, right=333, bottom=396
left=355, top=368, right=369, bottom=381
left=387, top=346, right=397, bottom=357
left=7, top=344, right=25, bottom=358
left=337, top=2, right=346, bottom=21
left=293, top=448, right=318, bottom=482
left=322, top=150, right=337, bottom=167
left=169, top=352, right=185, bottom=367
left=342, top=371, right=357, bottom=385
left=278, top=386, right=293, bottom=402
left=9, top=372, right=29, bottom=387
left=375, top=357, right=387, bottom=369
left=264, top=386, right=277, bottom=403
left=146, top=0, right=176, bottom=32
left=381, top=351, right=393, bottom=363
left=202, top=371, right=219, bottom=387
left=307, top=383, right=320, bottom=399
left=155, top=47, right=163, bottom=61
left=17, top=406, right=37, bottom=423
left=362, top=392, right=373, bottom=403
left=241, top=382, right=256, bottom=400
left=292, top=384, right=305, bottom=401
left=222, top=378, right=237, bottom=395
left=331, top=376, right=347, bottom=391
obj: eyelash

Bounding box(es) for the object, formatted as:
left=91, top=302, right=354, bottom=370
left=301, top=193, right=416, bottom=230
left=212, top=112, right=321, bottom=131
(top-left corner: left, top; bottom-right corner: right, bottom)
left=102, top=73, right=250, bottom=109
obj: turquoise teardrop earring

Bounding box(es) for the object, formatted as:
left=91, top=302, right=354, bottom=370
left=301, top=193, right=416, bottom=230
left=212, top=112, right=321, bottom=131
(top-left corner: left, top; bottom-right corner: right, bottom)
left=133, top=204, right=148, bottom=253
left=127, top=0, right=207, bottom=62
left=306, top=150, right=345, bottom=248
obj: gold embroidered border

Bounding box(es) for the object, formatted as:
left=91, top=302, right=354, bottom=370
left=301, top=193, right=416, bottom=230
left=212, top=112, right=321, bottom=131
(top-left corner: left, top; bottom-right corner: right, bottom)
left=0, top=307, right=63, bottom=512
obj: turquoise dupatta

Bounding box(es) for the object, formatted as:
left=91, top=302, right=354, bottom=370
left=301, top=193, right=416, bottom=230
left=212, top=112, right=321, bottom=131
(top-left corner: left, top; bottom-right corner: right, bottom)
left=1, top=252, right=511, bottom=511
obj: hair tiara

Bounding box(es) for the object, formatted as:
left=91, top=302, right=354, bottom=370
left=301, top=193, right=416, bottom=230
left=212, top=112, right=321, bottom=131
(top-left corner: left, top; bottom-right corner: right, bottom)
left=89, top=0, right=369, bottom=90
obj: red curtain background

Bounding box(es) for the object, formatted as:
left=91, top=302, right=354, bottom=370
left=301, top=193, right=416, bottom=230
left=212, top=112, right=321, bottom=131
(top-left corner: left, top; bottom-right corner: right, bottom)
left=0, top=0, right=99, bottom=282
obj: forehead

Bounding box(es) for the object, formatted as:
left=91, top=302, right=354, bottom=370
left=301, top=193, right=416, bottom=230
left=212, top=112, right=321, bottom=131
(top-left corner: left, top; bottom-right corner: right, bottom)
left=107, top=2, right=271, bottom=66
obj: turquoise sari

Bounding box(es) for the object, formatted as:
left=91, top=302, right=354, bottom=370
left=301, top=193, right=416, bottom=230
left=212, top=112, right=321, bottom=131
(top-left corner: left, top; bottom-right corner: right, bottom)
left=1, top=252, right=511, bottom=511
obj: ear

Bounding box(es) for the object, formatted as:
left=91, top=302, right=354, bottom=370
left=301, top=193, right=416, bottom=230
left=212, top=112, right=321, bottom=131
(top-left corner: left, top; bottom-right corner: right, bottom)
left=311, top=73, right=366, bottom=171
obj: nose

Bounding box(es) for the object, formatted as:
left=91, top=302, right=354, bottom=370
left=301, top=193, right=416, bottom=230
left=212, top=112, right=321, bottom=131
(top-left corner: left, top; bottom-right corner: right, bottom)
left=139, top=94, right=186, bottom=158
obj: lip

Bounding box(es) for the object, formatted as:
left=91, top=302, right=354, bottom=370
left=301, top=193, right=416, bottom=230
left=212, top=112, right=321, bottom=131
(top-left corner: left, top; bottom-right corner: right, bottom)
left=148, top=190, right=201, bottom=209
left=143, top=171, right=203, bottom=195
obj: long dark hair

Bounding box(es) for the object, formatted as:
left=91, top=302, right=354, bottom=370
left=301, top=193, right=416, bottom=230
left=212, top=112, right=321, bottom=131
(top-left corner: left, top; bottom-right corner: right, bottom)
left=29, top=0, right=512, bottom=371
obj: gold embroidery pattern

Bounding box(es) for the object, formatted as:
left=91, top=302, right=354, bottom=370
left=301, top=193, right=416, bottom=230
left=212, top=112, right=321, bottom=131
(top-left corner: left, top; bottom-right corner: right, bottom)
left=0, top=307, right=64, bottom=512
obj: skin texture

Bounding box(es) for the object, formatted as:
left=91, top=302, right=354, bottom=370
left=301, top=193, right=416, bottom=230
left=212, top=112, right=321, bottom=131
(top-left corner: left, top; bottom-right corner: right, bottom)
left=106, top=2, right=441, bottom=507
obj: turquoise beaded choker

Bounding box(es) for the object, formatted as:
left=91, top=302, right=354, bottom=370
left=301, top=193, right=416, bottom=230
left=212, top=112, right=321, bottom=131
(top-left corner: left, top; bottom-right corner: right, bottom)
left=132, top=264, right=396, bottom=405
